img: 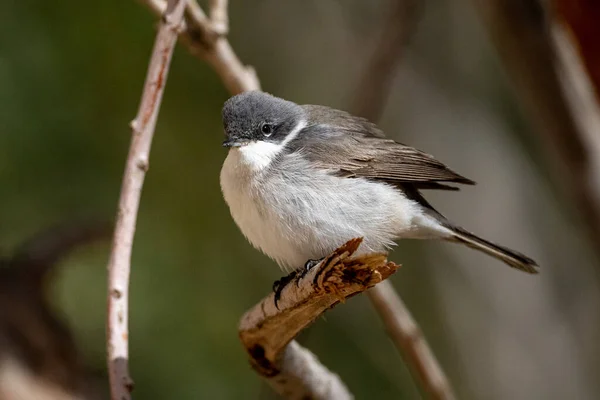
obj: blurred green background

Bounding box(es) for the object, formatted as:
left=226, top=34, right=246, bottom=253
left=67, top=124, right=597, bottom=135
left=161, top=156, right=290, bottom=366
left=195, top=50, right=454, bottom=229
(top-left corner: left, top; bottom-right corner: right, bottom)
left=1, top=0, right=599, bottom=399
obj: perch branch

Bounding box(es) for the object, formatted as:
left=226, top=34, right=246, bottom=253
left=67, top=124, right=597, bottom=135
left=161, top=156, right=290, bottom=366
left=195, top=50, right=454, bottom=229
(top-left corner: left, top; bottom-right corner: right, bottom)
left=349, top=1, right=456, bottom=398
left=239, top=238, right=400, bottom=399
left=106, top=1, right=186, bottom=399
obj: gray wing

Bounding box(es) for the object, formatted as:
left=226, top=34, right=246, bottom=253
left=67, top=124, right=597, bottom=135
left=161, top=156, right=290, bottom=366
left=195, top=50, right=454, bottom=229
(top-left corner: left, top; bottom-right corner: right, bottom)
left=293, top=105, right=475, bottom=190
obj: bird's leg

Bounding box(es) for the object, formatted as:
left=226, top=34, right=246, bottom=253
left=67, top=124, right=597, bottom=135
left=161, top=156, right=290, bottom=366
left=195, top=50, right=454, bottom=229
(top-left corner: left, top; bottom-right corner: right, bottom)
left=272, top=270, right=298, bottom=309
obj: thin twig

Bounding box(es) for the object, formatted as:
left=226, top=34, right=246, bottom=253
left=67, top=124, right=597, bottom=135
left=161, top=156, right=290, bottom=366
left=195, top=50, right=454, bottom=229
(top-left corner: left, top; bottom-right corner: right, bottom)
left=138, top=0, right=166, bottom=17
left=350, top=0, right=419, bottom=121
left=209, top=0, right=229, bottom=35
left=239, top=238, right=400, bottom=399
left=368, top=283, right=455, bottom=400
left=184, top=0, right=259, bottom=93
left=184, top=0, right=211, bottom=36
left=141, top=0, right=260, bottom=94
left=349, top=1, right=456, bottom=398
left=106, top=1, right=186, bottom=399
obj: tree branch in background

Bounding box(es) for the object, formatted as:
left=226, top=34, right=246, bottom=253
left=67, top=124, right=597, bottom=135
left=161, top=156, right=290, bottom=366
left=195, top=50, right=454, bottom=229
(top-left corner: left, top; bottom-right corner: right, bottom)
left=183, top=0, right=259, bottom=94
left=208, top=0, right=229, bottom=35
left=239, top=238, right=399, bottom=399
left=350, top=1, right=456, bottom=398
left=368, top=283, right=455, bottom=400
left=1, top=221, right=111, bottom=400
left=554, top=0, right=600, bottom=103
left=106, top=1, right=186, bottom=399
left=11, top=220, right=111, bottom=287
left=140, top=0, right=259, bottom=94
left=350, top=0, right=418, bottom=121
left=471, top=0, right=600, bottom=259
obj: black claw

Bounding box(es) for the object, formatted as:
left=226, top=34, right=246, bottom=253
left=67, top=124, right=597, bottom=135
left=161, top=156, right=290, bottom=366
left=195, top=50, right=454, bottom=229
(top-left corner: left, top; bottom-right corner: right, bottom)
left=272, top=270, right=297, bottom=309
left=304, top=258, right=321, bottom=271
left=296, top=257, right=325, bottom=287
left=272, top=258, right=326, bottom=307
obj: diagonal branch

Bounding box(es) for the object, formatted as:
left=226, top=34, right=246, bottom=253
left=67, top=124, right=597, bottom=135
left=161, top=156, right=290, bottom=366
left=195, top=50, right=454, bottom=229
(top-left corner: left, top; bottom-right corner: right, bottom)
left=106, top=1, right=186, bottom=399
left=367, top=282, right=455, bottom=399
left=209, top=0, right=229, bottom=35
left=350, top=0, right=419, bottom=121
left=239, top=238, right=399, bottom=399
left=140, top=0, right=259, bottom=94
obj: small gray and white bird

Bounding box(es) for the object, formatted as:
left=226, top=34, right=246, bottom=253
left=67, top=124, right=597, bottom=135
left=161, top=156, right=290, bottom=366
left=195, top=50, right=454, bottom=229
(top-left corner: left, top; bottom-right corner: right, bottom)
left=220, top=91, right=538, bottom=274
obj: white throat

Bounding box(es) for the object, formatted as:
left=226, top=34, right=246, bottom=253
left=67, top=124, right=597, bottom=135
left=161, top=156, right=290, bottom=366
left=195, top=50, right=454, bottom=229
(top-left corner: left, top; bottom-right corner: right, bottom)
left=233, top=119, right=307, bottom=171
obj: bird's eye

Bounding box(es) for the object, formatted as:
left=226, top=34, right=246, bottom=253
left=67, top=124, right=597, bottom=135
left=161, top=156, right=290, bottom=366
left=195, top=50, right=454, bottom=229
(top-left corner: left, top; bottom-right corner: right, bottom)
left=260, top=123, right=273, bottom=136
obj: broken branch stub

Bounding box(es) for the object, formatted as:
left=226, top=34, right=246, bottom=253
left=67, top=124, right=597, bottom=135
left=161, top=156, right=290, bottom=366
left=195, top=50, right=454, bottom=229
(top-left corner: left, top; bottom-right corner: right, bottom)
left=239, top=238, right=399, bottom=399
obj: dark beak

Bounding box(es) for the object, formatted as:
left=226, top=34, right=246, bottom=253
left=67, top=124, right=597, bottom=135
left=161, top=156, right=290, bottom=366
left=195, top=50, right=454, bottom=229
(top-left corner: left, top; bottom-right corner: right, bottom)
left=222, top=138, right=249, bottom=148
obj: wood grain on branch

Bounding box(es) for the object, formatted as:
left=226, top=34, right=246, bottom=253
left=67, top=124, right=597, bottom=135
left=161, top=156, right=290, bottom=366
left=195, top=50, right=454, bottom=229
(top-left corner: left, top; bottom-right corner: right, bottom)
left=239, top=238, right=399, bottom=400
left=106, top=1, right=186, bottom=399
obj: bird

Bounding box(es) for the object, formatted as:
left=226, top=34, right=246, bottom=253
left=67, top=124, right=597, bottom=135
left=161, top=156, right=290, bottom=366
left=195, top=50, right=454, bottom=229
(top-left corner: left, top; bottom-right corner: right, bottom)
left=219, top=91, right=539, bottom=277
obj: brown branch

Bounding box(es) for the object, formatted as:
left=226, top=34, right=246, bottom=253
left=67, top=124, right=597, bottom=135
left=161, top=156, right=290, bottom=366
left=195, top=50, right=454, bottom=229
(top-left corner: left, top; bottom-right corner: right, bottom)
left=141, top=0, right=259, bottom=94
left=209, top=0, right=229, bottom=35
left=239, top=238, right=400, bottom=399
left=470, top=0, right=600, bottom=259
left=183, top=0, right=259, bottom=94
left=0, top=220, right=111, bottom=399
left=367, top=283, right=455, bottom=400
left=553, top=0, right=600, bottom=103
left=106, top=1, right=186, bottom=399
left=11, top=220, right=111, bottom=285
left=349, top=1, right=456, bottom=398
left=350, top=0, right=419, bottom=121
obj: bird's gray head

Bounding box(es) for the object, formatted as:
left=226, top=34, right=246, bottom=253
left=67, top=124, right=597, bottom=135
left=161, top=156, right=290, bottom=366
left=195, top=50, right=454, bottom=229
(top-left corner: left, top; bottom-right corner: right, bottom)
left=221, top=91, right=305, bottom=148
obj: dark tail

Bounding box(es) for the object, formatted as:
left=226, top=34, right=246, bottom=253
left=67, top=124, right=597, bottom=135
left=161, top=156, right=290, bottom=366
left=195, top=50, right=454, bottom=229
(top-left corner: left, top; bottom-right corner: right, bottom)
left=448, top=225, right=539, bottom=274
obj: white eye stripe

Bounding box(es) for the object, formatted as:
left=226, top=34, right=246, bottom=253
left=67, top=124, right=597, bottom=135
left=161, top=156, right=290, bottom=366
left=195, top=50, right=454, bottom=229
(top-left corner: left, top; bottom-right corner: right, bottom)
left=281, top=119, right=307, bottom=147
left=237, top=119, right=307, bottom=171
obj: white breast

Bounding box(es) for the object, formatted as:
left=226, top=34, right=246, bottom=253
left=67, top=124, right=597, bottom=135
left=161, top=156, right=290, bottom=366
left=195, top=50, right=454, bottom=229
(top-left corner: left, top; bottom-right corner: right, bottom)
left=220, top=148, right=299, bottom=269
left=220, top=127, right=451, bottom=271
left=221, top=149, right=450, bottom=272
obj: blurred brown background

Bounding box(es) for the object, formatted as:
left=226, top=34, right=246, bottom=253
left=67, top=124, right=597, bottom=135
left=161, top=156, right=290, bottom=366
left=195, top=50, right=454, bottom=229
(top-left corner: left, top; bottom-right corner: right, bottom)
left=1, top=0, right=599, bottom=399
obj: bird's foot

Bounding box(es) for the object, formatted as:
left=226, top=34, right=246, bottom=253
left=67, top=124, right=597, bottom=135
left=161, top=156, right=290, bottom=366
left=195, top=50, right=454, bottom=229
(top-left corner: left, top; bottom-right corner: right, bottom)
left=272, top=270, right=298, bottom=309
left=296, top=257, right=325, bottom=285
left=272, top=258, right=325, bottom=308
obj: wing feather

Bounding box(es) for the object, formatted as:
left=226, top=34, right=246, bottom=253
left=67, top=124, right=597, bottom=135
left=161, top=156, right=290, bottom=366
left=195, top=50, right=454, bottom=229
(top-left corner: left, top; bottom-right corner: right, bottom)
left=292, top=105, right=475, bottom=190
